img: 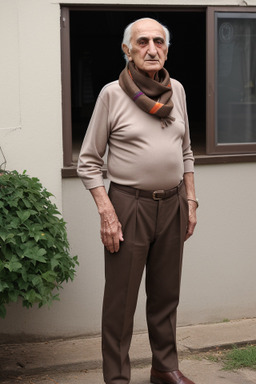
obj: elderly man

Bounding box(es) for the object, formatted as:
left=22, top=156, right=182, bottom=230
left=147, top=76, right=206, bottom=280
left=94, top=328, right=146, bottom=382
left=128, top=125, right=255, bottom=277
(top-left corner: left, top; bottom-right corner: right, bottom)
left=78, top=17, right=198, bottom=384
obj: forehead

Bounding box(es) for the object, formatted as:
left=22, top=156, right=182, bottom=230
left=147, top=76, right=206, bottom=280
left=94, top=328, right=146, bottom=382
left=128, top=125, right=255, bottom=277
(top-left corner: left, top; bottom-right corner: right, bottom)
left=131, top=19, right=166, bottom=41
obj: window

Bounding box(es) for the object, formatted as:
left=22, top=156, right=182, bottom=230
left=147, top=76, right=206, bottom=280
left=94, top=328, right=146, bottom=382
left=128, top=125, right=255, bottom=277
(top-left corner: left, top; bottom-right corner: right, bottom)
left=207, top=7, right=256, bottom=154
left=61, top=6, right=256, bottom=176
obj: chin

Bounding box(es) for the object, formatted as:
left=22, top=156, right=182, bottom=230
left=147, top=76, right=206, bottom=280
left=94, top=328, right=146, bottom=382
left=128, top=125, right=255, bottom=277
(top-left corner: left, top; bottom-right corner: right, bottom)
left=145, top=64, right=161, bottom=70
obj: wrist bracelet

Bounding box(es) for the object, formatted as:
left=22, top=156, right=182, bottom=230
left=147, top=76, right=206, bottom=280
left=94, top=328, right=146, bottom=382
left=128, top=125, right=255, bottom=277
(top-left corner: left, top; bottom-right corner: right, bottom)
left=187, top=198, right=199, bottom=208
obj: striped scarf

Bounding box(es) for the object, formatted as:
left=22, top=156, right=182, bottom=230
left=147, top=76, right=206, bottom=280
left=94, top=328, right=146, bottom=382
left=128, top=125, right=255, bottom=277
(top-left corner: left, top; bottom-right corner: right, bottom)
left=119, top=62, right=174, bottom=128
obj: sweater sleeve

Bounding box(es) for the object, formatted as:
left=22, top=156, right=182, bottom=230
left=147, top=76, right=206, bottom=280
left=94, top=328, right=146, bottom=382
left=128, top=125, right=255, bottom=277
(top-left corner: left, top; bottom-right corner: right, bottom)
left=77, top=90, right=110, bottom=189
left=181, top=85, right=195, bottom=174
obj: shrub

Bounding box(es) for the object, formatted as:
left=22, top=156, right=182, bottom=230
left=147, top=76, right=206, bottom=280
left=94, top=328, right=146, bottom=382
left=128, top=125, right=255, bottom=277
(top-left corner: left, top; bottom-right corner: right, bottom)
left=0, top=170, right=78, bottom=318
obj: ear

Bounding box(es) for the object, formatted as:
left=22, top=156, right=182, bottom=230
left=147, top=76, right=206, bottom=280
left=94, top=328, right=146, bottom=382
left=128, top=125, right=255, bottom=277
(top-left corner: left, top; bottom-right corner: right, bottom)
left=122, top=44, right=133, bottom=62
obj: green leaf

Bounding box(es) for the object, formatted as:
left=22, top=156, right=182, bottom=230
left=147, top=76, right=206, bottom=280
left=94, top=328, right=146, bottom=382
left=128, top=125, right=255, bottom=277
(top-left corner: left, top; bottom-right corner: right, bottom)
left=42, top=270, right=56, bottom=283
left=32, top=275, right=42, bottom=286
left=23, top=247, right=47, bottom=263
left=8, top=290, right=19, bottom=302
left=17, top=279, right=29, bottom=290
left=26, top=290, right=36, bottom=303
left=14, top=190, right=24, bottom=199
left=0, top=231, right=14, bottom=242
left=50, top=258, right=60, bottom=270
left=0, top=281, right=9, bottom=292
left=21, top=268, right=28, bottom=282
left=5, top=258, right=23, bottom=272
left=9, top=217, right=20, bottom=229
left=23, top=199, right=32, bottom=208
left=17, top=210, right=31, bottom=223
left=0, top=304, right=7, bottom=319
left=0, top=263, right=4, bottom=273
left=8, top=199, right=19, bottom=208
left=33, top=232, right=47, bottom=242
left=24, top=289, right=41, bottom=304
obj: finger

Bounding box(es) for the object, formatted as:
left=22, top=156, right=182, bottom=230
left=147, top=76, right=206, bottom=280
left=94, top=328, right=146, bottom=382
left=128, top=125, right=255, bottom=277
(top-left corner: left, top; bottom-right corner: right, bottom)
left=185, top=221, right=196, bottom=241
left=185, top=231, right=191, bottom=241
left=113, top=236, right=120, bottom=253
left=104, top=227, right=116, bottom=254
left=118, top=224, right=124, bottom=242
left=101, top=217, right=123, bottom=253
left=104, top=227, right=117, bottom=253
left=107, top=222, right=122, bottom=253
left=110, top=227, right=121, bottom=253
left=101, top=222, right=112, bottom=251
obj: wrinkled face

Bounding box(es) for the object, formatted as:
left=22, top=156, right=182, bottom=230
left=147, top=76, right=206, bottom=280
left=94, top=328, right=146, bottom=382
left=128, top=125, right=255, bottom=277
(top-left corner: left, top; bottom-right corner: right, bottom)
left=123, top=19, right=168, bottom=79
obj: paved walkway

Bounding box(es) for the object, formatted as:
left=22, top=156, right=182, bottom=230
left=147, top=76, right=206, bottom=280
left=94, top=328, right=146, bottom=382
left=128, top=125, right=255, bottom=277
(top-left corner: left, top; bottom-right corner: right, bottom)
left=0, top=318, right=256, bottom=384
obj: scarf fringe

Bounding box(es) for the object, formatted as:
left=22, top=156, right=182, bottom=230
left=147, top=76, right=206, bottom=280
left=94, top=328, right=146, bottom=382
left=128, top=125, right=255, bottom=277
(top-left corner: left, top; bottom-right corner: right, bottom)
left=161, top=116, right=175, bottom=128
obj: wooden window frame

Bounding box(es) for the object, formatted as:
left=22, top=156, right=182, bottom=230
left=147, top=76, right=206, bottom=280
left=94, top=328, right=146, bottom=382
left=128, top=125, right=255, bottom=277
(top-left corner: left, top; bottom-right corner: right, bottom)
left=61, top=5, right=256, bottom=178
left=206, top=6, right=256, bottom=155
left=61, top=7, right=73, bottom=169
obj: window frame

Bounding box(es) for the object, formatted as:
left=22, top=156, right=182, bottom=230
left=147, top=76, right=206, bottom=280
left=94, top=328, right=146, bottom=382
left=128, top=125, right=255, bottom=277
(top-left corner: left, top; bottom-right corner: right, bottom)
left=206, top=6, right=256, bottom=155
left=61, top=6, right=73, bottom=169
left=61, top=5, right=256, bottom=177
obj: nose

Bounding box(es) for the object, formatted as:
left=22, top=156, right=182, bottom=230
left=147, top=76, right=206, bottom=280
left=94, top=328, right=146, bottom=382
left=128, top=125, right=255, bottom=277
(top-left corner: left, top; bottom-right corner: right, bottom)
left=147, top=39, right=157, bottom=56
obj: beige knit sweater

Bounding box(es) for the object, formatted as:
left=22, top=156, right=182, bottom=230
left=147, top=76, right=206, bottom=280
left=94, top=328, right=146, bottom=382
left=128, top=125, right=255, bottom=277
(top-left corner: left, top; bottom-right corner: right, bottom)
left=77, top=79, right=194, bottom=191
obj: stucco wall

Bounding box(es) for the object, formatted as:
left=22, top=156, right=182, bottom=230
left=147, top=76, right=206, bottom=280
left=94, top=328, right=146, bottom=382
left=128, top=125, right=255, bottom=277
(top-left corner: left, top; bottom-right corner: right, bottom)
left=0, top=0, right=256, bottom=340
left=0, top=0, right=63, bottom=207
left=1, top=163, right=256, bottom=339
left=61, top=162, right=256, bottom=331
left=64, top=162, right=256, bottom=332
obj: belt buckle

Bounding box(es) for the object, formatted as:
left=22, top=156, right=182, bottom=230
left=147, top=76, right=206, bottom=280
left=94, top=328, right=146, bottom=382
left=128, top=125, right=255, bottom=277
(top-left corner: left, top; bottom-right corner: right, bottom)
left=153, top=190, right=165, bottom=201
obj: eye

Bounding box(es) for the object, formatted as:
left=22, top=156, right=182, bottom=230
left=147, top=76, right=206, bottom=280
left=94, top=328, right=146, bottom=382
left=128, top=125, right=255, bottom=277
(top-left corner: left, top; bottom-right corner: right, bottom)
left=138, top=39, right=148, bottom=47
left=155, top=39, right=164, bottom=47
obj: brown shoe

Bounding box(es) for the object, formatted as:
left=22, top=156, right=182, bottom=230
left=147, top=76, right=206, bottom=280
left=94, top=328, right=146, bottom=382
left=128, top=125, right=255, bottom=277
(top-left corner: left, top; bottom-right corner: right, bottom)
left=150, top=367, right=196, bottom=384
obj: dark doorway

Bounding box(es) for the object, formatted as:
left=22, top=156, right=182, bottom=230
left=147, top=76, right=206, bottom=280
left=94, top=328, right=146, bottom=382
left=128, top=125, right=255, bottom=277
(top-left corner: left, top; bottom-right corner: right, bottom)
left=70, top=10, right=206, bottom=158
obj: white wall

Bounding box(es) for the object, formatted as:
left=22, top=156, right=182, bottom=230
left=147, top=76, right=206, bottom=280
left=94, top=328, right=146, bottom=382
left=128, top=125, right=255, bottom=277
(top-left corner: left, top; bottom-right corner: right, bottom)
left=0, top=0, right=256, bottom=340
left=0, top=0, right=63, bottom=207
left=62, top=162, right=256, bottom=334
left=179, top=163, right=256, bottom=325
left=1, top=163, right=256, bottom=339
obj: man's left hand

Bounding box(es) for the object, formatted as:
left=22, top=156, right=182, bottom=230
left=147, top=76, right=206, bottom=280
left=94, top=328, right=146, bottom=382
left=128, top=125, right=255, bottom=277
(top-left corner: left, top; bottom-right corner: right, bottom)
left=185, top=201, right=197, bottom=241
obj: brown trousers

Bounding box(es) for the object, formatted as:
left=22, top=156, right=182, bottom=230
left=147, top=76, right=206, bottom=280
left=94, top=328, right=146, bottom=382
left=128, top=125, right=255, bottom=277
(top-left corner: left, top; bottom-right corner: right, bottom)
left=102, top=181, right=188, bottom=384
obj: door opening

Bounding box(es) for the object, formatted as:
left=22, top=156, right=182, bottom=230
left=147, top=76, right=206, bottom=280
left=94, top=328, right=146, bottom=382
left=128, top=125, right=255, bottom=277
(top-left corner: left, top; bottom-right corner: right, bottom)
left=70, top=9, right=206, bottom=160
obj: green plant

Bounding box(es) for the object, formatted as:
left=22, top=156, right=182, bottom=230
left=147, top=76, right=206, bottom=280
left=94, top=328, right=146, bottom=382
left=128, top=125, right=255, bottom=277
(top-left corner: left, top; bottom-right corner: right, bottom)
left=0, top=170, right=78, bottom=318
left=222, top=345, right=256, bottom=370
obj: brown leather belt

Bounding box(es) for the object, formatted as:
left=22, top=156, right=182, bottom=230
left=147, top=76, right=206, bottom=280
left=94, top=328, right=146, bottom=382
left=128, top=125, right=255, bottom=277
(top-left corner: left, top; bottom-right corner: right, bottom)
left=111, top=181, right=183, bottom=201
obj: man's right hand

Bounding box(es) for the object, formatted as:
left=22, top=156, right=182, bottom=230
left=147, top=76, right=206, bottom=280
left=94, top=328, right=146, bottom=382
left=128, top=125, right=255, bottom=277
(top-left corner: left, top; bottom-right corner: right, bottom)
left=90, top=186, right=124, bottom=253
left=100, top=208, right=123, bottom=253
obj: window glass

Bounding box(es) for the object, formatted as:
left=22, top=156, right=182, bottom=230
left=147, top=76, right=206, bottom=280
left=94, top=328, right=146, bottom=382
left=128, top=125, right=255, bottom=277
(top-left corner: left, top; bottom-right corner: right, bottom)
left=216, top=13, right=256, bottom=144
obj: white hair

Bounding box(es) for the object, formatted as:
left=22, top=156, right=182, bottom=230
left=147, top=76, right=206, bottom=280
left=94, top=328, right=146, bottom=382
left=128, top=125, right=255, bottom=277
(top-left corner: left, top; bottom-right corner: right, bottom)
left=121, top=18, right=170, bottom=62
